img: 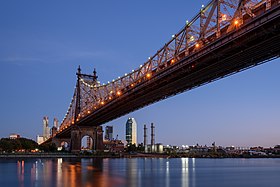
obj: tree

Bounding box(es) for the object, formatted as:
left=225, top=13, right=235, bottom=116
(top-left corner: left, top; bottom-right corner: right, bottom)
left=0, top=138, right=39, bottom=152
left=39, top=143, right=57, bottom=152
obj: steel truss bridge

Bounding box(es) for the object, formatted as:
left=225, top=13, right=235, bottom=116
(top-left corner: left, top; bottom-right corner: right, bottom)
left=46, top=0, right=280, bottom=147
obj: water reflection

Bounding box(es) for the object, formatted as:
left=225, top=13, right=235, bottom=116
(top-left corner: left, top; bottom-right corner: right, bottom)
left=1, top=158, right=280, bottom=187
left=181, top=158, right=189, bottom=187
left=166, top=159, right=169, bottom=187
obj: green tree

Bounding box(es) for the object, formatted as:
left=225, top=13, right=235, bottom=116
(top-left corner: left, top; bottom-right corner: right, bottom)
left=0, top=138, right=39, bottom=152
left=39, top=143, right=57, bottom=152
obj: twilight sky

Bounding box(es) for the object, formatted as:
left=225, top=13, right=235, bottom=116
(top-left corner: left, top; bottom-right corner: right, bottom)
left=0, top=0, right=279, bottom=147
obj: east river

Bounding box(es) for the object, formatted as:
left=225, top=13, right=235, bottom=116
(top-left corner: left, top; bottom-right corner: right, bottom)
left=0, top=158, right=280, bottom=187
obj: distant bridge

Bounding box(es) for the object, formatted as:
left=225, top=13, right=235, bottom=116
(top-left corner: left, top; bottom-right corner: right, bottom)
left=44, top=0, right=280, bottom=152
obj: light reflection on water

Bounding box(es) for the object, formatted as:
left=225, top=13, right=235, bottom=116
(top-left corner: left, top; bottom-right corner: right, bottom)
left=0, top=158, right=280, bottom=187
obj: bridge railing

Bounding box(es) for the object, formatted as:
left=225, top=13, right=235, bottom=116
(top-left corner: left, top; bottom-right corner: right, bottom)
left=57, top=0, right=276, bottom=134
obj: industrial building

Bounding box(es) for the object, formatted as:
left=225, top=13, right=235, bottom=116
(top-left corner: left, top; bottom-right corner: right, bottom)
left=144, top=123, right=163, bottom=153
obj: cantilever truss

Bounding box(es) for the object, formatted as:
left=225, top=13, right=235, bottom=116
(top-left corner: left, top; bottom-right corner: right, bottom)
left=58, top=0, right=276, bottom=132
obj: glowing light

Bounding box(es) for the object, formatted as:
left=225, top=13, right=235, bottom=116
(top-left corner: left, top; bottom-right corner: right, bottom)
left=117, top=91, right=121, bottom=96
left=171, top=59, right=175, bottom=64
left=110, top=90, right=114, bottom=94
left=109, top=97, right=112, bottom=100
left=146, top=73, right=152, bottom=78
left=234, top=20, right=239, bottom=25
left=87, top=110, right=91, bottom=114
left=140, top=65, right=143, bottom=68
left=202, top=4, right=204, bottom=8
left=186, top=20, right=189, bottom=24
left=195, top=43, right=200, bottom=48
left=131, top=83, right=134, bottom=87
left=172, top=34, right=175, bottom=38
left=222, top=14, right=227, bottom=21
left=101, top=101, right=105, bottom=105
left=190, top=36, right=195, bottom=42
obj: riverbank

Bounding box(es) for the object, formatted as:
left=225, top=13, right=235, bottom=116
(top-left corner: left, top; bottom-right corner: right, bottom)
left=0, top=153, right=78, bottom=158
left=0, top=153, right=168, bottom=159
left=1, top=152, right=280, bottom=159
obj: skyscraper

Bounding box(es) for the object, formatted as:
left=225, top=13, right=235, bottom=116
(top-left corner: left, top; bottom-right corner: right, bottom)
left=53, top=118, right=59, bottom=129
left=43, top=116, right=50, bottom=141
left=126, top=118, right=137, bottom=145
left=105, top=126, right=113, bottom=140
left=86, top=136, right=93, bottom=149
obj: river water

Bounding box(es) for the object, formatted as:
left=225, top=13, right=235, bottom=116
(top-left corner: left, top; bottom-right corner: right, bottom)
left=0, top=158, right=279, bottom=187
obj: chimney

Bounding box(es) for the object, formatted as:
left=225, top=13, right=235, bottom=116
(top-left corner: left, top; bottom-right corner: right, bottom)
left=144, top=124, right=147, bottom=146
left=151, top=123, right=155, bottom=146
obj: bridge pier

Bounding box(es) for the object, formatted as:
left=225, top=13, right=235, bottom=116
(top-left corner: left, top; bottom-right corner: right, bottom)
left=70, top=127, right=81, bottom=153
left=52, top=138, right=71, bottom=149
left=70, top=126, right=104, bottom=153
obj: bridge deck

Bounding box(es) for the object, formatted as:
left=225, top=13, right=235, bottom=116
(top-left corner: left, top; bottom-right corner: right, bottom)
left=55, top=2, right=280, bottom=139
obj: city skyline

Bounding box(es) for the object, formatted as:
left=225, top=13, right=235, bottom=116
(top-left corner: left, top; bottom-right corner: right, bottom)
left=0, top=0, right=280, bottom=147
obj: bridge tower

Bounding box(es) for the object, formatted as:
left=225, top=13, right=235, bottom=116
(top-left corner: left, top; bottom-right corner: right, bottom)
left=68, top=66, right=104, bottom=153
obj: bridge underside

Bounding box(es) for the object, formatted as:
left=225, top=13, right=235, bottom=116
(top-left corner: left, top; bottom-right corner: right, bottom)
left=53, top=3, right=280, bottom=141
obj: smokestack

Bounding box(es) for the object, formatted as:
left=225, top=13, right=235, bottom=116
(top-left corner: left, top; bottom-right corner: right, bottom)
left=151, top=123, right=155, bottom=146
left=144, top=124, right=147, bottom=146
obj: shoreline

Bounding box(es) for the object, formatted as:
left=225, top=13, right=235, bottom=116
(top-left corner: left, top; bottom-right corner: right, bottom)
left=1, top=153, right=280, bottom=159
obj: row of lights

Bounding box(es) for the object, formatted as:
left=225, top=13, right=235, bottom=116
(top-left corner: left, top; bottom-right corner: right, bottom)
left=59, top=9, right=241, bottom=132
left=72, top=71, right=155, bottom=125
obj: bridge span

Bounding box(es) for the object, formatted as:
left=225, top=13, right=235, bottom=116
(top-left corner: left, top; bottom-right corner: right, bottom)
left=44, top=0, right=280, bottom=152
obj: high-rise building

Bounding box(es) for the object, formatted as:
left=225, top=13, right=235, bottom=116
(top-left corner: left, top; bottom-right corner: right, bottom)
left=126, top=118, right=137, bottom=145
left=105, top=126, right=113, bottom=140
left=86, top=136, right=93, bottom=149
left=37, top=135, right=44, bottom=145
left=43, top=116, right=50, bottom=141
left=51, top=117, right=59, bottom=137
left=53, top=118, right=59, bottom=129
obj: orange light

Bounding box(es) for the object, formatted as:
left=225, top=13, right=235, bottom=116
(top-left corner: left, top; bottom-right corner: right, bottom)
left=109, top=96, right=112, bottom=100
left=171, top=59, right=175, bottom=64
left=191, top=64, right=195, bottom=68
left=94, top=106, right=97, bottom=109
left=87, top=110, right=91, bottom=114
left=71, top=121, right=74, bottom=124
left=117, top=91, right=121, bottom=96
left=234, top=20, right=239, bottom=25
left=146, top=73, right=151, bottom=78
left=222, top=14, right=227, bottom=21
left=131, top=83, right=134, bottom=87
left=101, top=101, right=105, bottom=105
left=195, top=43, right=200, bottom=48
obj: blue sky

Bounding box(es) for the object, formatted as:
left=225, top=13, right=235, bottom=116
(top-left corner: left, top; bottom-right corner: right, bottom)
left=0, top=0, right=279, bottom=147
